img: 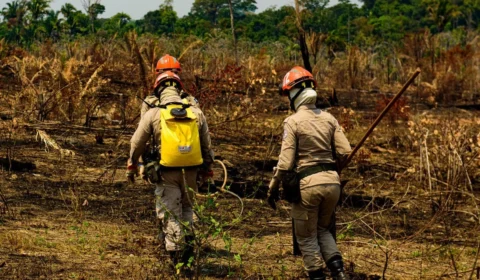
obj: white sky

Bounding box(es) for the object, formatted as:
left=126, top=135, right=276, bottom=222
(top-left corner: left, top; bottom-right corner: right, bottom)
left=0, top=0, right=360, bottom=20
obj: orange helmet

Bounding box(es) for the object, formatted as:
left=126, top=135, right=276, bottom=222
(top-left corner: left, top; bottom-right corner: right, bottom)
left=280, top=66, right=317, bottom=96
left=155, top=54, right=181, bottom=73
left=153, top=71, right=183, bottom=93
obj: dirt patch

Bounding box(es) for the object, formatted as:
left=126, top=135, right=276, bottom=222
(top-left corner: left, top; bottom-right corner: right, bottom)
left=1, top=109, right=479, bottom=279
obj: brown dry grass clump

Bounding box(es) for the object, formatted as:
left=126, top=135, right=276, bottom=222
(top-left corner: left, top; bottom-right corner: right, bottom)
left=1, top=30, right=480, bottom=279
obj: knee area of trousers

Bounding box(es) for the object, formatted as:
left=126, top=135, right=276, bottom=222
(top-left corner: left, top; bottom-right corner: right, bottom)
left=294, top=219, right=315, bottom=238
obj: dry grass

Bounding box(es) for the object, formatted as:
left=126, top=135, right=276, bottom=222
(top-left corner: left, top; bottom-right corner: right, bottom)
left=0, top=108, right=479, bottom=279
left=1, top=30, right=480, bottom=279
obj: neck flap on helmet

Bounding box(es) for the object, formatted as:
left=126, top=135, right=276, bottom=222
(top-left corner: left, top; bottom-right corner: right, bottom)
left=288, top=88, right=306, bottom=111
left=154, top=86, right=166, bottom=97
left=288, top=79, right=316, bottom=111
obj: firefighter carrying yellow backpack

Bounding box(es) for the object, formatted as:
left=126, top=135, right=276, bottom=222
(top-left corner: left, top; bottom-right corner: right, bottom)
left=159, top=103, right=203, bottom=167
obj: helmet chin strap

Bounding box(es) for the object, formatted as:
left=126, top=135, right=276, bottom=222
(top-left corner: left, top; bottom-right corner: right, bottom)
left=288, top=88, right=306, bottom=111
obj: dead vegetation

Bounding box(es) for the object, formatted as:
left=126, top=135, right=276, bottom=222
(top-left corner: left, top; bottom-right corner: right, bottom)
left=0, top=31, right=480, bottom=279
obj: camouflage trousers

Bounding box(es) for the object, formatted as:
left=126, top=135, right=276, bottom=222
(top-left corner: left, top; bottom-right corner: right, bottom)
left=155, top=168, right=198, bottom=252
left=291, top=182, right=342, bottom=272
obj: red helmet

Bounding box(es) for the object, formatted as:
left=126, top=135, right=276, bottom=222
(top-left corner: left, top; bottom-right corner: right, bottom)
left=153, top=71, right=184, bottom=92
left=155, top=54, right=181, bottom=73
left=280, top=66, right=317, bottom=96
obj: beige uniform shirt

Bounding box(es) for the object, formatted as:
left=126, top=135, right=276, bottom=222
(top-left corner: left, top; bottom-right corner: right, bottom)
left=130, top=88, right=214, bottom=166
left=140, top=95, right=160, bottom=118
left=276, top=104, right=351, bottom=186
left=141, top=92, right=198, bottom=119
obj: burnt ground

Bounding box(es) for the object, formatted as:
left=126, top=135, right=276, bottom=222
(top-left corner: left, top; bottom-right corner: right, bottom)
left=0, top=108, right=480, bottom=279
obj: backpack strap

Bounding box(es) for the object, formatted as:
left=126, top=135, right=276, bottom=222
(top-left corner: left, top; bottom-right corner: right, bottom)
left=136, top=96, right=157, bottom=108
left=159, top=102, right=191, bottom=109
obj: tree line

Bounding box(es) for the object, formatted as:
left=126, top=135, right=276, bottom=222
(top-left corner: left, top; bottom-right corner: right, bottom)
left=1, top=0, right=479, bottom=49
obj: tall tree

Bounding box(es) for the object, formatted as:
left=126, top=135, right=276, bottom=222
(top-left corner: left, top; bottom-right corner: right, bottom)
left=43, top=9, right=62, bottom=39
left=360, top=0, right=376, bottom=11
left=228, top=0, right=238, bottom=64
left=27, top=0, right=51, bottom=22
left=60, top=3, right=76, bottom=34
left=2, top=0, right=24, bottom=20
left=191, top=0, right=223, bottom=25
left=301, top=0, right=329, bottom=10
left=243, top=6, right=295, bottom=42
left=158, top=0, right=177, bottom=34
left=462, top=0, right=480, bottom=30
left=191, top=0, right=256, bottom=26
left=423, top=0, right=459, bottom=32
left=302, top=0, right=333, bottom=34
left=60, top=3, right=77, bottom=23
left=60, top=3, right=90, bottom=37
left=81, top=0, right=105, bottom=32
left=88, top=3, right=105, bottom=21
left=102, top=12, right=132, bottom=35
left=138, top=1, right=177, bottom=35
left=1, top=0, right=28, bottom=43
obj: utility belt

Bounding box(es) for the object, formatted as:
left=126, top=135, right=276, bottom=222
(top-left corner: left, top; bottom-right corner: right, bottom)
left=144, top=160, right=202, bottom=184
left=142, top=143, right=203, bottom=183
left=156, top=165, right=201, bottom=172
left=144, top=161, right=162, bottom=183
left=282, top=163, right=337, bottom=203
left=297, top=163, right=337, bottom=180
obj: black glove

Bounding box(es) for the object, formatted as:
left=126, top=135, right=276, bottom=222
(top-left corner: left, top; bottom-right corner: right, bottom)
left=267, top=183, right=280, bottom=210
left=267, top=190, right=279, bottom=210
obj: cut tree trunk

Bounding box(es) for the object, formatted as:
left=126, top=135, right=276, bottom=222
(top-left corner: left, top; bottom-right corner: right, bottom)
left=294, top=0, right=312, bottom=72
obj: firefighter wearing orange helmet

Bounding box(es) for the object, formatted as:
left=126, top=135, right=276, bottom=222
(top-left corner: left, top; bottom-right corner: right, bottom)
left=155, top=54, right=182, bottom=74
left=267, top=66, right=351, bottom=280
left=127, top=70, right=214, bottom=268
left=141, top=54, right=198, bottom=118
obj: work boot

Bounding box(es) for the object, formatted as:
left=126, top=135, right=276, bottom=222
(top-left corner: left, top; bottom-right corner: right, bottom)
left=169, top=250, right=193, bottom=278
left=182, top=235, right=195, bottom=265
left=157, top=232, right=165, bottom=248
left=169, top=251, right=181, bottom=266
left=327, top=257, right=349, bottom=280
left=308, top=269, right=326, bottom=280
